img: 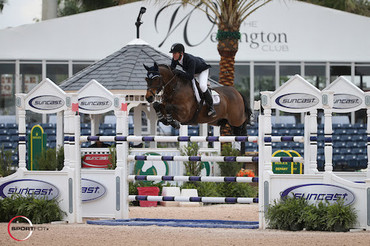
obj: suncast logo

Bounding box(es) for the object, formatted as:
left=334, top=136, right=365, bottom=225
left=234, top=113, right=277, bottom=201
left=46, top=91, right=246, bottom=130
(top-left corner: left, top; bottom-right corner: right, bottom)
left=81, top=178, right=106, bottom=202
left=281, top=183, right=355, bottom=206
left=0, top=179, right=59, bottom=200
left=276, top=93, right=319, bottom=109
left=28, top=95, right=64, bottom=110
left=79, top=96, right=112, bottom=111
left=333, top=94, right=362, bottom=109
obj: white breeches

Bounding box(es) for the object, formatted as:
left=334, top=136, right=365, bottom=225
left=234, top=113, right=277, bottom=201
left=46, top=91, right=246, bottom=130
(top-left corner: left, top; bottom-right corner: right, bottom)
left=193, top=69, right=209, bottom=93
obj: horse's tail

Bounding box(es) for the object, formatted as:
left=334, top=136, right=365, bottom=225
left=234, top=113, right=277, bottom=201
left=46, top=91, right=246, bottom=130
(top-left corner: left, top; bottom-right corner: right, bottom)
left=241, top=92, right=253, bottom=126
left=233, top=91, right=252, bottom=134
left=232, top=92, right=252, bottom=155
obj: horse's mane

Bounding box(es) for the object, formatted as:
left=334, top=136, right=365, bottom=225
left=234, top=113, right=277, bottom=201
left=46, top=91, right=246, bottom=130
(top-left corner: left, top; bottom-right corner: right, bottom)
left=157, top=64, right=171, bottom=70
left=158, top=63, right=190, bottom=86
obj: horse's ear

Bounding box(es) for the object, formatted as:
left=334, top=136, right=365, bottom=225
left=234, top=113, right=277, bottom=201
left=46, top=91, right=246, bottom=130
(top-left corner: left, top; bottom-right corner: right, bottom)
left=154, top=62, right=158, bottom=70
left=143, top=64, right=150, bottom=71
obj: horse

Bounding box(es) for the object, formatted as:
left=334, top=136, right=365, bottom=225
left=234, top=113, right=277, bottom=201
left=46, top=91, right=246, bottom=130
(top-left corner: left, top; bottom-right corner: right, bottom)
left=143, top=62, right=252, bottom=137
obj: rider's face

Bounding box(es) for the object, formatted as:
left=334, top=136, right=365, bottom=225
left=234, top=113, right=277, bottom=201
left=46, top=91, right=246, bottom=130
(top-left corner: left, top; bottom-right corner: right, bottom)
left=172, top=52, right=182, bottom=61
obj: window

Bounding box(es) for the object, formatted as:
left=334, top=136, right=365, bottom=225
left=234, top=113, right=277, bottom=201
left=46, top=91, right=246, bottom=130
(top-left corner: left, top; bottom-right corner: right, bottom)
left=330, top=64, right=351, bottom=84
left=279, top=63, right=300, bottom=86
left=20, top=63, right=42, bottom=93
left=0, top=63, right=16, bottom=115
left=355, top=65, right=370, bottom=91
left=254, top=64, right=275, bottom=100
left=305, top=64, right=326, bottom=89
left=234, top=64, right=250, bottom=97
left=47, top=64, right=68, bottom=84
left=210, top=64, right=251, bottom=97
left=73, top=63, right=92, bottom=74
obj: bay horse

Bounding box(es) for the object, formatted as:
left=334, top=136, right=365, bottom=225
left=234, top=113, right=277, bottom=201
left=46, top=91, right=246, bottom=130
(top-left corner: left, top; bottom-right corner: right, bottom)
left=143, top=62, right=252, bottom=136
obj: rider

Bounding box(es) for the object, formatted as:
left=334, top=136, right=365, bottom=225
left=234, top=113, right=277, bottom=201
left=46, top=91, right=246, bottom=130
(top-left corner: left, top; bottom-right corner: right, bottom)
left=169, top=43, right=216, bottom=117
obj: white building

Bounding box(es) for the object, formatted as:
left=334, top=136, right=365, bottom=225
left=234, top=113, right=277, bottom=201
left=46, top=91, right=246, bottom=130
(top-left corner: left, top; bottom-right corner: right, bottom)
left=0, top=0, right=369, bottom=121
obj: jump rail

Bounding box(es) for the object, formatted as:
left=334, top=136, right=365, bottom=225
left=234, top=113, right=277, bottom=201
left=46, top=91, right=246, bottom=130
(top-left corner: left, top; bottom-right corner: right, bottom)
left=128, top=195, right=259, bottom=204
left=128, top=175, right=258, bottom=183
left=127, top=155, right=304, bottom=163
left=79, top=135, right=304, bottom=143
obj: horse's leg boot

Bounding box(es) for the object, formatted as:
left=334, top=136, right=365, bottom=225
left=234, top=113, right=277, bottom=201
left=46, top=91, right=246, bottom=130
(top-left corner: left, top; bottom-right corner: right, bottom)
left=153, top=102, right=169, bottom=125
left=203, top=89, right=216, bottom=117
left=166, top=114, right=180, bottom=129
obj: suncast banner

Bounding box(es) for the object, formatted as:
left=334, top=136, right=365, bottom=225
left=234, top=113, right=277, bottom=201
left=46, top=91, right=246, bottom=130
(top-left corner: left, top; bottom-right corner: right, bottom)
left=281, top=183, right=355, bottom=206
left=81, top=178, right=106, bottom=202
left=0, top=179, right=59, bottom=200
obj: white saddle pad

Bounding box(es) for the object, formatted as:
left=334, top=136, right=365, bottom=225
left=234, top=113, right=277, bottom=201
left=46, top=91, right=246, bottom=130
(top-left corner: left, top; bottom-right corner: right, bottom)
left=192, top=80, right=220, bottom=105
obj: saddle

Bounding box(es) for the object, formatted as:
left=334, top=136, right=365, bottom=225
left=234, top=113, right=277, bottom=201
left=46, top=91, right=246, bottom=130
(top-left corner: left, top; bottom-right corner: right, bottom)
left=191, top=80, right=220, bottom=105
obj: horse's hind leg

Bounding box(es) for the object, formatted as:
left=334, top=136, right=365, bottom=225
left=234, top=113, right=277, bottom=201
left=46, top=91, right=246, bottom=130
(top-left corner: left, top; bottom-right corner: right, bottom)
left=153, top=102, right=169, bottom=125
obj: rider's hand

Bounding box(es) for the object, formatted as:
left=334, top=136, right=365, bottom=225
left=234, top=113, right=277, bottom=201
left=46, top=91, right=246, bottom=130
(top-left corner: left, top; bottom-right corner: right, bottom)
left=173, top=69, right=186, bottom=79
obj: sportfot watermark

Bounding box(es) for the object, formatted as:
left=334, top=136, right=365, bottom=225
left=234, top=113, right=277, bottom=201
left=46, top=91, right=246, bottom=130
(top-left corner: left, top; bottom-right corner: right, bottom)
left=7, top=216, right=49, bottom=241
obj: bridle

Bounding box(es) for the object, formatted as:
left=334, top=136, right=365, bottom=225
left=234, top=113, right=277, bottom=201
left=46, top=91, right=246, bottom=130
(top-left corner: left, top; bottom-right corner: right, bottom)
left=146, top=69, right=177, bottom=98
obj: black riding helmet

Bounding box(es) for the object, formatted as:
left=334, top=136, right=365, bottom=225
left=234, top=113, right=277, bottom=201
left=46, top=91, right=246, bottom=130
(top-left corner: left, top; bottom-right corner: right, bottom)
left=169, top=43, right=185, bottom=53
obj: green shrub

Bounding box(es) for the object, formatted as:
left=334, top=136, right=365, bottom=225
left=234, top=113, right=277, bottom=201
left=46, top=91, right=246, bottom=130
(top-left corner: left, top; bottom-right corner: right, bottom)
left=37, top=147, right=64, bottom=171
left=0, top=194, right=66, bottom=223
left=266, top=196, right=358, bottom=232
left=218, top=143, right=243, bottom=176
left=180, top=182, right=256, bottom=199
left=302, top=201, right=329, bottom=231
left=181, top=182, right=219, bottom=197
left=0, top=146, right=14, bottom=177
left=326, top=199, right=357, bottom=232
left=180, top=142, right=202, bottom=176
left=266, top=196, right=308, bottom=231
left=217, top=182, right=257, bottom=198
left=108, top=145, right=116, bottom=169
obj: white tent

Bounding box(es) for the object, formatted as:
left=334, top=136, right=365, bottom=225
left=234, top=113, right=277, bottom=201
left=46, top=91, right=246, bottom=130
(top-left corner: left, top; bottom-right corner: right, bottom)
left=0, top=0, right=369, bottom=62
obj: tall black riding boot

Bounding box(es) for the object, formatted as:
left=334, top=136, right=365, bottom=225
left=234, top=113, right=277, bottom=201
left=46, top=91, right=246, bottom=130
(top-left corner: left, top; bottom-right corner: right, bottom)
left=203, top=89, right=216, bottom=117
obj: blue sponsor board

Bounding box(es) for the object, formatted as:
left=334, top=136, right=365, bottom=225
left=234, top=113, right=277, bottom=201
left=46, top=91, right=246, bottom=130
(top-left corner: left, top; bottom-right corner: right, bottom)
left=81, top=178, right=106, bottom=202
left=281, top=183, right=355, bottom=206
left=0, top=179, right=59, bottom=200
left=275, top=93, right=319, bottom=109
left=0, top=178, right=106, bottom=202
left=28, top=95, right=64, bottom=110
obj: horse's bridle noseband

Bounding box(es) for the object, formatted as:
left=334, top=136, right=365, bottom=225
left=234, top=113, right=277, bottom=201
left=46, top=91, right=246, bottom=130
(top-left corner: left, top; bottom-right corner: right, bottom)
left=146, top=70, right=177, bottom=98
left=146, top=73, right=164, bottom=98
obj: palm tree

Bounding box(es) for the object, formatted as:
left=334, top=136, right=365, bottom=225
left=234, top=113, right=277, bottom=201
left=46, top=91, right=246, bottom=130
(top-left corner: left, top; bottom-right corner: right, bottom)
left=158, top=0, right=272, bottom=86
left=58, top=0, right=139, bottom=16
left=299, top=0, right=370, bottom=17
left=0, top=0, right=7, bottom=13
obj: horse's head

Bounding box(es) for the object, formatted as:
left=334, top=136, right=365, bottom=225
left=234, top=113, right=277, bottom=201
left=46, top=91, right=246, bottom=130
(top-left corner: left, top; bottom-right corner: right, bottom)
left=144, top=62, right=162, bottom=103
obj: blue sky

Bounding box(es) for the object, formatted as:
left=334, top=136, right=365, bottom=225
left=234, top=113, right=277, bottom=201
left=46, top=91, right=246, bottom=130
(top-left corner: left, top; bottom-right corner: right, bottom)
left=0, top=0, right=42, bottom=30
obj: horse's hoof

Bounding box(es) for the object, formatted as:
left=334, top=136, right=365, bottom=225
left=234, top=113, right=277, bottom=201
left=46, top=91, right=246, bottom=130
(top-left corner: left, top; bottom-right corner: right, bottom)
left=170, top=121, right=180, bottom=129
left=160, top=119, right=169, bottom=125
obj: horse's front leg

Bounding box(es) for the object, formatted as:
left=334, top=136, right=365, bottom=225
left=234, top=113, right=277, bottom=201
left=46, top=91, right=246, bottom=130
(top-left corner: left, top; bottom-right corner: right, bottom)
left=153, top=102, right=169, bottom=125
left=165, top=104, right=180, bottom=129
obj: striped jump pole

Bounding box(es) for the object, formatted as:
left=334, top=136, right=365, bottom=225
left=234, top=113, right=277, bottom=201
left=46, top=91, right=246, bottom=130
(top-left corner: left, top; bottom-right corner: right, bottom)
left=128, top=175, right=258, bottom=183
left=264, top=136, right=304, bottom=142
left=80, top=135, right=305, bottom=143
left=80, top=135, right=259, bottom=143
left=128, top=195, right=259, bottom=204
left=127, top=155, right=304, bottom=163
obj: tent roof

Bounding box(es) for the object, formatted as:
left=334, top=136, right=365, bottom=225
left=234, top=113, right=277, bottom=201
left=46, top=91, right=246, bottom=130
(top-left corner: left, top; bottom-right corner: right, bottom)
left=0, top=0, right=369, bottom=62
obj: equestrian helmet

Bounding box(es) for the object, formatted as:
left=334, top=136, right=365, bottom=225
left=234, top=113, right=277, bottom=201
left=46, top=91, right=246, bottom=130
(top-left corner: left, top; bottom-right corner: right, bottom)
left=169, top=43, right=185, bottom=53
